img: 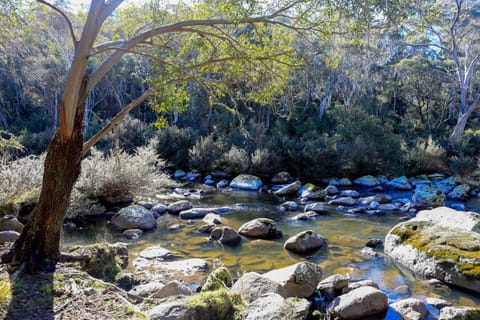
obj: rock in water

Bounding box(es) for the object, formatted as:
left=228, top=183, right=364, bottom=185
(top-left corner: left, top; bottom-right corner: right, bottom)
left=354, top=175, right=381, bottom=187
left=238, top=218, right=282, bottom=239
left=210, top=226, right=241, bottom=246
left=384, top=207, right=480, bottom=293
left=284, top=230, right=326, bottom=254
left=230, top=174, right=263, bottom=190
left=326, top=286, right=388, bottom=320
left=390, top=298, right=429, bottom=320
left=110, top=205, right=156, bottom=231
left=167, top=200, right=193, bottom=214
left=274, top=181, right=301, bottom=196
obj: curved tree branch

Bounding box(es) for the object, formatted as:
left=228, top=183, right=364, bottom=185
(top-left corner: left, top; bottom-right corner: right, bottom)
left=37, top=0, right=78, bottom=48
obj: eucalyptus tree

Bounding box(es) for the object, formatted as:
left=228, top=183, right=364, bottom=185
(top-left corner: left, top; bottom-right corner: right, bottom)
left=5, top=0, right=315, bottom=271
left=406, top=0, right=480, bottom=143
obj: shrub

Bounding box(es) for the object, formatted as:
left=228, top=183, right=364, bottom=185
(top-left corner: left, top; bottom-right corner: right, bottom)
left=156, top=126, right=197, bottom=168
left=449, top=156, right=478, bottom=178
left=99, top=115, right=155, bottom=152
left=0, top=154, right=44, bottom=206
left=70, top=144, right=167, bottom=217
left=188, top=134, right=225, bottom=172
left=249, top=148, right=281, bottom=177
left=216, top=146, right=250, bottom=176
left=404, top=137, right=448, bottom=176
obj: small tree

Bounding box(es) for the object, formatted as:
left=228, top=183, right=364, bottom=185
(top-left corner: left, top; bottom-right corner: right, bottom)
left=6, top=0, right=312, bottom=270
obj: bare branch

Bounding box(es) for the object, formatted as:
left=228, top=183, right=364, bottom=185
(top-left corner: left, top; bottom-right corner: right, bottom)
left=37, top=0, right=78, bottom=48
left=82, top=87, right=155, bottom=155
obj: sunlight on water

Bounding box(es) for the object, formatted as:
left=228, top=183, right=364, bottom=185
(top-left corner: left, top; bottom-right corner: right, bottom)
left=61, top=187, right=480, bottom=307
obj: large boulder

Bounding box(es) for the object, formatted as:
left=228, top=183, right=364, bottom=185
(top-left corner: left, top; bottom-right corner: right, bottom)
left=284, top=230, right=326, bottom=254
left=387, top=176, right=413, bottom=190
left=384, top=208, right=480, bottom=293
left=210, top=226, right=241, bottom=246
left=326, top=286, right=388, bottom=320
left=238, top=218, right=282, bottom=239
left=242, top=293, right=286, bottom=320
left=412, top=185, right=446, bottom=208
left=179, top=208, right=213, bottom=219
left=231, top=272, right=286, bottom=302
left=274, top=181, right=301, bottom=197
left=0, top=216, right=23, bottom=233
left=390, top=298, right=429, bottom=320
left=230, top=174, right=263, bottom=191
left=353, top=175, right=381, bottom=188
left=167, top=200, right=193, bottom=214
left=110, top=205, right=156, bottom=231
left=263, top=261, right=323, bottom=298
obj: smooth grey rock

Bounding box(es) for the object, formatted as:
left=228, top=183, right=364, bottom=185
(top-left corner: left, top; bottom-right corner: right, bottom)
left=354, top=175, right=381, bottom=187
left=0, top=216, right=24, bottom=233
left=274, top=181, right=301, bottom=196
left=280, top=201, right=299, bottom=211
left=173, top=170, right=186, bottom=179
left=242, top=293, right=286, bottom=320
left=285, top=297, right=311, bottom=320
left=151, top=280, right=193, bottom=299
left=0, top=230, right=20, bottom=244
left=263, top=261, right=323, bottom=298
left=167, top=200, right=193, bottom=214
left=284, top=230, right=326, bottom=254
left=110, top=205, right=156, bottom=231
left=360, top=247, right=378, bottom=258
left=328, top=197, right=356, bottom=206
left=325, top=185, right=339, bottom=196
left=327, top=286, right=388, bottom=320
left=230, top=174, right=263, bottom=190
left=238, top=218, right=282, bottom=239
left=304, top=202, right=327, bottom=213
left=148, top=297, right=192, bottom=320
left=179, top=208, right=213, bottom=219
left=317, top=274, right=349, bottom=292
left=439, top=307, right=480, bottom=320
left=151, top=203, right=167, bottom=214
left=290, top=211, right=318, bottom=221
left=343, top=280, right=379, bottom=294
left=203, top=213, right=222, bottom=225
left=387, top=176, right=413, bottom=190
left=210, top=226, right=241, bottom=246
left=359, top=194, right=392, bottom=205
left=122, top=228, right=143, bottom=239
left=391, top=298, right=429, bottom=320
left=340, top=190, right=360, bottom=198
left=231, top=272, right=286, bottom=303
left=130, top=281, right=164, bottom=297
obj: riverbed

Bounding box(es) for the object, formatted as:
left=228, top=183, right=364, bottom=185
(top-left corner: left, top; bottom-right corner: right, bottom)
left=61, top=186, right=480, bottom=309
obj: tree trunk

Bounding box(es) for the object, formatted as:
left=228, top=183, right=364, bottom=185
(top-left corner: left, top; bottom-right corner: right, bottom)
left=449, top=111, right=470, bottom=145
left=9, top=80, right=88, bottom=271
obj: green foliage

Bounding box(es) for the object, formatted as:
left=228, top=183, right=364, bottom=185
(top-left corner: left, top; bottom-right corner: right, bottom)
left=188, top=134, right=225, bottom=172
left=217, top=146, right=250, bottom=176
left=186, top=288, right=245, bottom=320
left=156, top=126, right=197, bottom=169
left=202, top=266, right=233, bottom=291
left=404, top=137, right=448, bottom=176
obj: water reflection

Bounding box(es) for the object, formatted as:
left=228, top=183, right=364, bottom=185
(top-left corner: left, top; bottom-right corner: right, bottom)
left=61, top=188, right=480, bottom=307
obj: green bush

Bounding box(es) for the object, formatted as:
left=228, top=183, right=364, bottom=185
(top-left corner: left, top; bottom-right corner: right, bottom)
left=404, top=137, right=448, bottom=176
left=216, top=146, right=250, bottom=176
left=188, top=134, right=225, bottom=172
left=449, top=156, right=478, bottom=178
left=100, top=115, right=155, bottom=153
left=249, top=148, right=281, bottom=177
left=156, top=126, right=197, bottom=168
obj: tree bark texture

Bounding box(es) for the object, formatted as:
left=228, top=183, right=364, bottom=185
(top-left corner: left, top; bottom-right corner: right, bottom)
left=10, top=79, right=88, bottom=270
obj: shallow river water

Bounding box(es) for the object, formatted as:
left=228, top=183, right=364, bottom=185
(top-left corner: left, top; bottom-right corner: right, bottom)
left=61, top=186, right=480, bottom=315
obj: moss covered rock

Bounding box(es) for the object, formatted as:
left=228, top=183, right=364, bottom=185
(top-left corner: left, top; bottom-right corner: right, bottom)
left=202, top=266, right=233, bottom=291
left=385, top=217, right=480, bottom=293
